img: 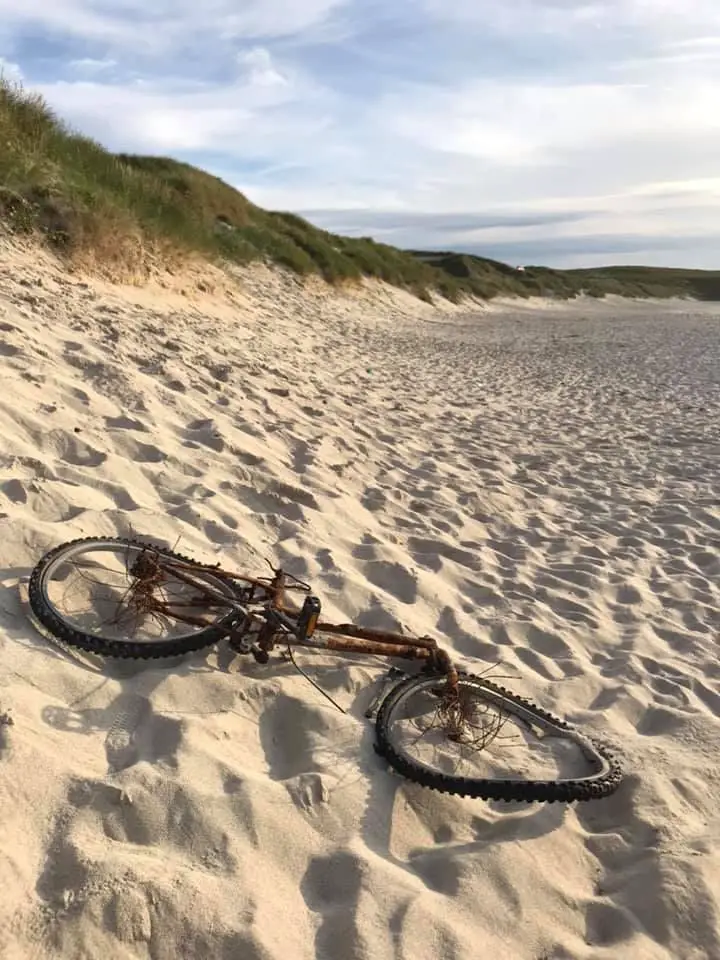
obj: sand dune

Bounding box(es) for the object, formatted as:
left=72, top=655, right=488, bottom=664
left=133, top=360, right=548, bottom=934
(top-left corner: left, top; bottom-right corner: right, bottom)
left=1, top=238, right=719, bottom=959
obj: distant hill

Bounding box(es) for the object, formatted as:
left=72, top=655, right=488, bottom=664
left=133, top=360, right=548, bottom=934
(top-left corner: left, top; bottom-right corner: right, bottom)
left=2, top=77, right=719, bottom=302
left=410, top=252, right=720, bottom=301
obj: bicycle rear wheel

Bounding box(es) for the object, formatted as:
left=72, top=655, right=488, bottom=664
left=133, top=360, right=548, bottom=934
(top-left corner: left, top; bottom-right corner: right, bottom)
left=375, top=672, right=622, bottom=802
left=29, top=537, right=241, bottom=658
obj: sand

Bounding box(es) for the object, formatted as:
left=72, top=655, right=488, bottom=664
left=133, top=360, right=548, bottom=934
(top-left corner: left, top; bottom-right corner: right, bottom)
left=0, top=237, right=719, bottom=960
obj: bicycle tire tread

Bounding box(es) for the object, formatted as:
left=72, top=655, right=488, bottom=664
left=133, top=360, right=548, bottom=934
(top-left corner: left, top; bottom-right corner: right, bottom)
left=374, top=671, right=623, bottom=803
left=28, top=536, right=236, bottom=659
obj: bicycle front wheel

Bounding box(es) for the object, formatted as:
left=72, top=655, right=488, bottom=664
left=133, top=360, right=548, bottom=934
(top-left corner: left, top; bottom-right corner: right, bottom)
left=29, top=537, right=241, bottom=658
left=375, top=672, right=623, bottom=803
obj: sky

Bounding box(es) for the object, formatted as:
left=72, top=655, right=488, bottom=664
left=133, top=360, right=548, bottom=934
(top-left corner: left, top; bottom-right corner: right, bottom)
left=1, top=1, right=720, bottom=268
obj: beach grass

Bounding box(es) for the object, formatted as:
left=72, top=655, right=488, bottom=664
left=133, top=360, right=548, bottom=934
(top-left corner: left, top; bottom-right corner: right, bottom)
left=2, top=75, right=719, bottom=301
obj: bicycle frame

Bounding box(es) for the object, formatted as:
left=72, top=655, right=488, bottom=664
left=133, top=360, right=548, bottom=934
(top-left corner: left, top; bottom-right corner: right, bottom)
left=147, top=553, right=449, bottom=670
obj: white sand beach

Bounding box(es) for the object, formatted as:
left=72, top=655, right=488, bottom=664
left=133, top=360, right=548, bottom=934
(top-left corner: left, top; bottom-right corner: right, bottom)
left=0, top=238, right=719, bottom=959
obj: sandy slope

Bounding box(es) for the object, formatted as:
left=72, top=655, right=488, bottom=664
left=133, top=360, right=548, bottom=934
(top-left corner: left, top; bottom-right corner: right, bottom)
left=0, top=239, right=719, bottom=960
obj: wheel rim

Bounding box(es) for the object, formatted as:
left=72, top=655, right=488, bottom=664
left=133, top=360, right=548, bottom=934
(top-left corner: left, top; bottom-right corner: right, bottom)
left=38, top=540, right=238, bottom=645
left=384, top=675, right=607, bottom=785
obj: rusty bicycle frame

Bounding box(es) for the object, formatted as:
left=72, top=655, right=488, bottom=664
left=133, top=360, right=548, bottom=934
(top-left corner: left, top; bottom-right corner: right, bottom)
left=128, top=549, right=457, bottom=681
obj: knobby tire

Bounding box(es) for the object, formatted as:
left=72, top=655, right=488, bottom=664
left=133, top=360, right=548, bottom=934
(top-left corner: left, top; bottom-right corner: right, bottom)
left=374, top=671, right=623, bottom=803
left=29, top=537, right=238, bottom=659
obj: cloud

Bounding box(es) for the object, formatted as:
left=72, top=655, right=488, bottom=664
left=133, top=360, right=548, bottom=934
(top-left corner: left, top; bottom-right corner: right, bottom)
left=299, top=179, right=720, bottom=269
left=378, top=63, right=720, bottom=169
left=0, top=0, right=350, bottom=49
left=35, top=73, right=330, bottom=154
left=1, top=0, right=719, bottom=267
left=237, top=47, right=289, bottom=87
left=68, top=57, right=117, bottom=73
left=0, top=55, right=23, bottom=81
left=416, top=0, right=720, bottom=38
left=299, top=209, right=595, bottom=237
left=27, top=45, right=333, bottom=154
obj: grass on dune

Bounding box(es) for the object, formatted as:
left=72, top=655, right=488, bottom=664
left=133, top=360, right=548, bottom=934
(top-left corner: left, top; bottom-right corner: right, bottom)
left=2, top=76, right=719, bottom=301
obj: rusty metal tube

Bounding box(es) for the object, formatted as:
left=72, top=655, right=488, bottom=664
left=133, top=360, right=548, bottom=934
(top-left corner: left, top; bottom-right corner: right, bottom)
left=321, top=636, right=433, bottom=660
left=315, top=622, right=438, bottom=650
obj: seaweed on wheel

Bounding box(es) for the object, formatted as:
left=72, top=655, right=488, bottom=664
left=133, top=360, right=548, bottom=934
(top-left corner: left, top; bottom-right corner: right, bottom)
left=374, top=672, right=623, bottom=803
left=29, top=537, right=239, bottom=659
left=421, top=675, right=511, bottom=751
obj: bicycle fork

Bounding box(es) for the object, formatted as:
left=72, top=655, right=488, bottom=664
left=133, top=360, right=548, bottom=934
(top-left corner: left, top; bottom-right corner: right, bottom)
left=364, top=666, right=407, bottom=718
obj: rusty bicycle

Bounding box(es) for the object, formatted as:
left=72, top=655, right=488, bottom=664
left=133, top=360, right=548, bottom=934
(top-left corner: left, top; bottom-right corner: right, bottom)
left=29, top=536, right=623, bottom=803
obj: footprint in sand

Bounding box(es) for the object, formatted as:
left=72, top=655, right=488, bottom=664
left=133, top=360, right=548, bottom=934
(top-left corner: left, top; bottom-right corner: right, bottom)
left=258, top=694, right=329, bottom=782
left=183, top=418, right=225, bottom=452
left=42, top=430, right=108, bottom=468
left=360, top=486, right=388, bottom=512
left=113, top=436, right=167, bottom=463
left=105, top=415, right=149, bottom=432
left=361, top=559, right=418, bottom=604
left=301, top=852, right=365, bottom=958
left=290, top=439, right=316, bottom=474
left=1, top=478, right=27, bottom=504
